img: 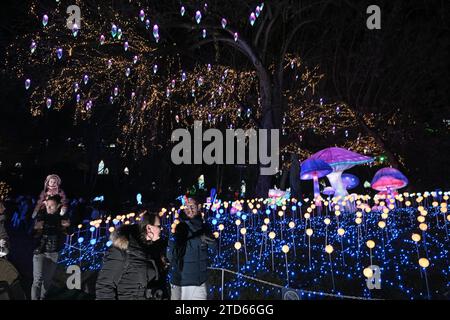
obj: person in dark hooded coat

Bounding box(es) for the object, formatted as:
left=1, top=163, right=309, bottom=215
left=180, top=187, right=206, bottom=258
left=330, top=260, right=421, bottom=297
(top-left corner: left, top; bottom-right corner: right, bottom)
left=95, top=211, right=169, bottom=300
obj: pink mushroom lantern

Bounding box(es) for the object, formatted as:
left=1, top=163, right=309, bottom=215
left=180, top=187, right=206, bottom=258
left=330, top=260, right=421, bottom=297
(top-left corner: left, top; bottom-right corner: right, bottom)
left=310, top=147, right=373, bottom=197
left=371, top=167, right=408, bottom=196
left=300, top=158, right=333, bottom=205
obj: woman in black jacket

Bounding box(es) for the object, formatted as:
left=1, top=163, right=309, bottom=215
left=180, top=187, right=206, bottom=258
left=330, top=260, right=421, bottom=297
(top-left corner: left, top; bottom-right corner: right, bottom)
left=95, top=211, right=169, bottom=300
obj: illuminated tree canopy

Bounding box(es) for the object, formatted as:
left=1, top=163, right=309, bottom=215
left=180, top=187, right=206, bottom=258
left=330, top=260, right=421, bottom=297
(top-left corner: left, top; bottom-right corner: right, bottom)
left=4, top=0, right=447, bottom=194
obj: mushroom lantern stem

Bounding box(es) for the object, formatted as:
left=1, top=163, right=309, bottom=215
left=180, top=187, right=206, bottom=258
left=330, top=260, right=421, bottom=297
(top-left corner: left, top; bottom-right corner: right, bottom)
left=327, top=171, right=348, bottom=198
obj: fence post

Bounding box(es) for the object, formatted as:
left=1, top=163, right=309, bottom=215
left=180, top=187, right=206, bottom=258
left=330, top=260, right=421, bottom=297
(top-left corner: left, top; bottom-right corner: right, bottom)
left=221, top=268, right=224, bottom=300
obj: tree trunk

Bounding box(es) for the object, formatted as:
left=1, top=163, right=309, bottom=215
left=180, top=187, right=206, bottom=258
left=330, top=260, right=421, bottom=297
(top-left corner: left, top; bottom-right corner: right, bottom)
left=289, top=153, right=301, bottom=199
left=254, top=73, right=275, bottom=197
left=355, top=112, right=402, bottom=170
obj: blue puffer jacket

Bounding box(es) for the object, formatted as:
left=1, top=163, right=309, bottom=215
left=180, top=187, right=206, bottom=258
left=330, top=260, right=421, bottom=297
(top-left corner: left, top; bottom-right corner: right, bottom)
left=167, top=215, right=217, bottom=286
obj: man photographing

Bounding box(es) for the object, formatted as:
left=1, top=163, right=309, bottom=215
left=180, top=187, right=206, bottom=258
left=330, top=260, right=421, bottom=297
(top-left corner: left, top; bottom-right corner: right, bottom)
left=168, top=196, right=217, bottom=300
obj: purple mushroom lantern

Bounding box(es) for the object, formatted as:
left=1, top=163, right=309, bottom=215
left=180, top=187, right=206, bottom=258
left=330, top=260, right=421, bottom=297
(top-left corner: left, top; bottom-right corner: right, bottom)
left=371, top=167, right=408, bottom=195
left=310, top=147, right=373, bottom=198
left=342, top=173, right=360, bottom=190
left=322, top=186, right=335, bottom=197
left=300, top=158, right=332, bottom=205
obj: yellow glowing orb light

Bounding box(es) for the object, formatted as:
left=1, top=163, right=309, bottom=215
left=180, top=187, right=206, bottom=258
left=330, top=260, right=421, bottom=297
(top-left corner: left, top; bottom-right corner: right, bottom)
left=325, top=245, right=334, bottom=254
left=213, top=231, right=219, bottom=239
left=307, top=207, right=312, bottom=213
left=383, top=207, right=389, bottom=214
left=77, top=224, right=83, bottom=229
left=278, top=211, right=284, bottom=217
left=412, top=233, right=421, bottom=242
left=261, top=224, right=268, bottom=232
left=324, top=218, right=331, bottom=225
left=234, top=241, right=242, bottom=250
left=432, top=201, right=439, bottom=207
left=218, top=224, right=224, bottom=231
left=288, top=221, right=295, bottom=229
left=264, top=218, right=270, bottom=224
left=363, top=267, right=374, bottom=278
left=366, top=240, right=375, bottom=249
left=447, top=215, right=450, bottom=222
left=417, top=216, right=425, bottom=223
left=282, top=245, right=290, bottom=254
left=419, top=258, right=429, bottom=268
left=337, top=228, right=345, bottom=236
left=304, top=213, right=311, bottom=220
left=356, top=211, right=363, bottom=218
left=240, top=228, right=247, bottom=235
left=235, top=219, right=241, bottom=226
left=282, top=205, right=286, bottom=211
left=311, top=204, right=316, bottom=210
left=124, top=221, right=130, bottom=225
left=381, top=212, right=388, bottom=220
left=252, top=208, right=258, bottom=214
left=378, top=221, right=386, bottom=229
left=419, top=223, right=428, bottom=231
left=108, top=227, right=115, bottom=233
left=306, top=228, right=313, bottom=236
left=268, top=231, right=276, bottom=240
left=355, top=217, right=362, bottom=224
left=335, top=210, right=341, bottom=217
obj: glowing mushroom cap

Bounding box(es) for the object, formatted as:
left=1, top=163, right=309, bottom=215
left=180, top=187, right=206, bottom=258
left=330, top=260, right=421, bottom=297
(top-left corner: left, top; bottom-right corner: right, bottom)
left=322, top=186, right=335, bottom=196
left=342, top=173, right=360, bottom=190
left=300, top=158, right=332, bottom=180
left=371, top=167, right=408, bottom=192
left=310, top=147, right=373, bottom=171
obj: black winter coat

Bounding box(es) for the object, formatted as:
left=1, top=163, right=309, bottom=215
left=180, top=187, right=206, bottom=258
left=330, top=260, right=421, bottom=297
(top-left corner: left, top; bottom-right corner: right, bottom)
left=95, top=224, right=168, bottom=300
left=33, top=212, right=69, bottom=254
left=167, top=215, right=217, bottom=286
